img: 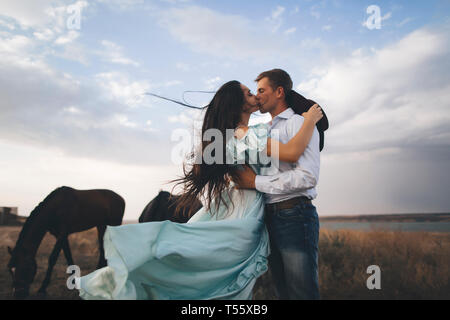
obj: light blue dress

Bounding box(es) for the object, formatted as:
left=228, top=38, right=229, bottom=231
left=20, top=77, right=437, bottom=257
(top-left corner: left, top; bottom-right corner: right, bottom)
left=78, top=123, right=271, bottom=300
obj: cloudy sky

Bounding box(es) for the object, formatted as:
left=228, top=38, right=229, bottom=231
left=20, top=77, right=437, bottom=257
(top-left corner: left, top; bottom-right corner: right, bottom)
left=0, top=0, right=449, bottom=220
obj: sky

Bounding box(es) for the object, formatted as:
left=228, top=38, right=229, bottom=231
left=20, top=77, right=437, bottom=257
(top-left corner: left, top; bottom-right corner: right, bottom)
left=0, top=0, right=449, bottom=220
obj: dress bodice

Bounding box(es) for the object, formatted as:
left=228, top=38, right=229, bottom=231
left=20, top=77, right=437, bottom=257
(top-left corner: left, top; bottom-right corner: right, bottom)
left=225, top=122, right=271, bottom=175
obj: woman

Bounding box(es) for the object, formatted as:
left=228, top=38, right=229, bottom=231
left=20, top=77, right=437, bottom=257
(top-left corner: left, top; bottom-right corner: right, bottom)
left=78, top=80, right=323, bottom=300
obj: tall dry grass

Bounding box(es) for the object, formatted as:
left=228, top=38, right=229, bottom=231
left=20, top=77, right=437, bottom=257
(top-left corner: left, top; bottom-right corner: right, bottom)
left=1, top=226, right=449, bottom=299
left=254, top=229, right=450, bottom=299
left=0, top=228, right=100, bottom=300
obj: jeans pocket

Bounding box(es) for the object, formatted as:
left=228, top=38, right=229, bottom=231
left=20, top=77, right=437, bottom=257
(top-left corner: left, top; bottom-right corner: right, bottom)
left=295, top=203, right=318, bottom=222
left=277, top=206, right=307, bottom=222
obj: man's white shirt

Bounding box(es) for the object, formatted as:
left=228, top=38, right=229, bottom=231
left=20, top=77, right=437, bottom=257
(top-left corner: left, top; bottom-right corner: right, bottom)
left=254, top=107, right=320, bottom=204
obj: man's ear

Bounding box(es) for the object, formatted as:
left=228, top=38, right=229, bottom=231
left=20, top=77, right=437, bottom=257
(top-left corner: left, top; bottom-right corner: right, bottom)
left=276, top=86, right=284, bottom=99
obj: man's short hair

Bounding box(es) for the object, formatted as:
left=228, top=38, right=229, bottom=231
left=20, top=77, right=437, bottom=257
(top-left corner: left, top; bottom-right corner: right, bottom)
left=255, top=69, right=293, bottom=96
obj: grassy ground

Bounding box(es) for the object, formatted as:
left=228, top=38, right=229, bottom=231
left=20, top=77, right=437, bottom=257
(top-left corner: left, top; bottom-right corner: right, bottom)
left=1, top=226, right=449, bottom=300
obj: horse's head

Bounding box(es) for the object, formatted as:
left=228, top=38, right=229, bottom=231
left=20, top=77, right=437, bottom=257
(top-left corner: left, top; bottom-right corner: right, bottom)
left=7, top=246, right=37, bottom=299
left=139, top=191, right=203, bottom=224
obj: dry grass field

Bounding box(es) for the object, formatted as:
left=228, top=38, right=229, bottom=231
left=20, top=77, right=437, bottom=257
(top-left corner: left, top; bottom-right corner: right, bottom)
left=1, top=225, right=449, bottom=300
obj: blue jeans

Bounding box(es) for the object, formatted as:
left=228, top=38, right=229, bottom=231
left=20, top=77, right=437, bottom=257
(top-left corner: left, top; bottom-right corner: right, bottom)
left=265, top=201, right=320, bottom=300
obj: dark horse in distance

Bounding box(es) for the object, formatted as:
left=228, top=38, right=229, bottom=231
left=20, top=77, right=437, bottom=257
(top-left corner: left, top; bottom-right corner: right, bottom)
left=139, top=190, right=202, bottom=223
left=7, top=186, right=125, bottom=299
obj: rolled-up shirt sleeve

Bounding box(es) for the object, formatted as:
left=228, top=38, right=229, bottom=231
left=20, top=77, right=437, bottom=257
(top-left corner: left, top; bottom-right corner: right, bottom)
left=254, top=166, right=317, bottom=195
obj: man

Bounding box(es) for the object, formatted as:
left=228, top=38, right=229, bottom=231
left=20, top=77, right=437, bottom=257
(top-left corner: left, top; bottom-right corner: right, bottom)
left=234, top=69, right=322, bottom=300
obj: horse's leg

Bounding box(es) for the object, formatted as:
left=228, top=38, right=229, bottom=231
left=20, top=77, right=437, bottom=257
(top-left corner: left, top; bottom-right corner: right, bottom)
left=96, top=225, right=107, bottom=268
left=38, top=238, right=63, bottom=295
left=61, top=236, right=74, bottom=266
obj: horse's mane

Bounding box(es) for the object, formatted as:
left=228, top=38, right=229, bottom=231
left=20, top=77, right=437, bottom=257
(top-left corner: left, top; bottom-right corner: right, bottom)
left=13, top=186, right=71, bottom=254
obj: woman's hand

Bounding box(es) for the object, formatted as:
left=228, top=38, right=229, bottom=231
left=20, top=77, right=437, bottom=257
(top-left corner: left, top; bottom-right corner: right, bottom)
left=267, top=103, right=324, bottom=163
left=302, top=104, right=323, bottom=124
left=231, top=165, right=256, bottom=189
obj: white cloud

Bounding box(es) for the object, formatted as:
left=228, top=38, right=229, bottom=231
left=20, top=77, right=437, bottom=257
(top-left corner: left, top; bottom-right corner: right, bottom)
left=164, top=80, right=183, bottom=87
left=397, top=17, right=413, bottom=27
left=176, top=62, right=191, bottom=71
left=160, top=0, right=190, bottom=3
left=284, top=27, right=296, bottom=35
left=300, top=37, right=323, bottom=49
left=0, top=37, right=169, bottom=167
left=0, top=18, right=16, bottom=30
left=0, top=139, right=182, bottom=220
left=0, top=34, right=36, bottom=54
left=113, top=114, right=138, bottom=128
left=296, top=27, right=450, bottom=155
left=97, top=40, right=140, bottom=66
left=0, top=1, right=89, bottom=36
left=0, top=0, right=57, bottom=29
left=33, top=28, right=55, bottom=41
left=63, top=106, right=84, bottom=114
left=95, top=71, right=151, bottom=106
left=310, top=1, right=327, bottom=20
left=382, top=12, right=392, bottom=22
left=0, top=0, right=92, bottom=66
left=144, top=119, right=158, bottom=132
left=168, top=113, right=194, bottom=126
left=52, top=41, right=90, bottom=65
left=54, top=30, right=80, bottom=45
left=168, top=109, right=203, bottom=127
left=322, top=25, right=332, bottom=31
left=205, top=76, right=222, bottom=90
left=310, top=7, right=320, bottom=19
left=157, top=5, right=285, bottom=61
left=271, top=6, right=285, bottom=19
left=267, top=6, right=285, bottom=33
left=95, top=0, right=145, bottom=11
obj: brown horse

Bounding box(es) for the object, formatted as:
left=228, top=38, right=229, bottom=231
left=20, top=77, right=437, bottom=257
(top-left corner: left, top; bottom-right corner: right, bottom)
left=138, top=190, right=202, bottom=223
left=7, top=186, right=125, bottom=299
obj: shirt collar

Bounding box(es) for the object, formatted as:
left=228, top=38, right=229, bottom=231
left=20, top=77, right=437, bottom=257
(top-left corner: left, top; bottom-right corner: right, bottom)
left=275, top=107, right=295, bottom=119
left=269, top=107, right=295, bottom=128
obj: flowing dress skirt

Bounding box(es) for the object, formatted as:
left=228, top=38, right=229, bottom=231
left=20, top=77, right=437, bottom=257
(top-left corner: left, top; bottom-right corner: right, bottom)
left=78, top=187, right=270, bottom=300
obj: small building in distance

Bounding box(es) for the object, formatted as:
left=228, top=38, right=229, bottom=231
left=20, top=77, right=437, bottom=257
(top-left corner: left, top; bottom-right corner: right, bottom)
left=0, top=207, right=25, bottom=225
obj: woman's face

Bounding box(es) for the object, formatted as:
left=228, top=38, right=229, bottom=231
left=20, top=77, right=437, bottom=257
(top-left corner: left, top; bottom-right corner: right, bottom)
left=240, top=84, right=260, bottom=114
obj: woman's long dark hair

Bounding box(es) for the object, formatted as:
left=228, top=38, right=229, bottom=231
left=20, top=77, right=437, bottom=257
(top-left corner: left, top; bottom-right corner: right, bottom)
left=170, top=80, right=245, bottom=219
